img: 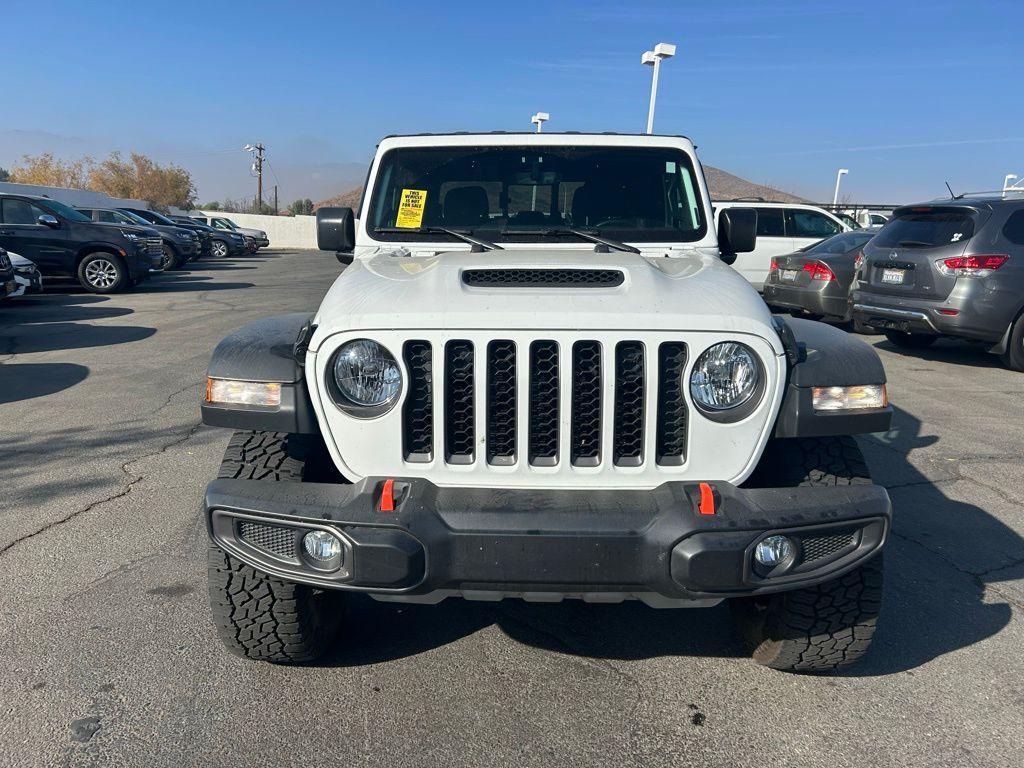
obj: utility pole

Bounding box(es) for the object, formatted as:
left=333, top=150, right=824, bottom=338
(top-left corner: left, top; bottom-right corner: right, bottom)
left=244, top=143, right=265, bottom=213
left=273, top=185, right=278, bottom=215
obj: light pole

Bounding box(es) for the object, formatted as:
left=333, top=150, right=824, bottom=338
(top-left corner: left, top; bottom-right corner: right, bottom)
left=531, top=112, right=550, bottom=132
left=832, top=168, right=849, bottom=206
left=642, top=42, right=675, bottom=134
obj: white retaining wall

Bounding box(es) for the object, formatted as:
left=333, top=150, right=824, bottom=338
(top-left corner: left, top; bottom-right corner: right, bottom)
left=198, top=211, right=318, bottom=249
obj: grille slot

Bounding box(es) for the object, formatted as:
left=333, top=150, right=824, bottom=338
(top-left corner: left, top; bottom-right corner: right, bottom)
left=614, top=342, right=645, bottom=466
left=656, top=343, right=688, bottom=465
left=801, top=530, right=857, bottom=564
left=237, top=521, right=296, bottom=559
left=486, top=341, right=517, bottom=465
left=529, top=341, right=560, bottom=466
left=570, top=342, right=602, bottom=466
left=444, top=341, right=475, bottom=463
left=402, top=341, right=433, bottom=461
left=463, top=268, right=625, bottom=288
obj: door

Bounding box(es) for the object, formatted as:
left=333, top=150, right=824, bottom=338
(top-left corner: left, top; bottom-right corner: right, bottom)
left=0, top=198, right=70, bottom=275
left=727, top=206, right=794, bottom=290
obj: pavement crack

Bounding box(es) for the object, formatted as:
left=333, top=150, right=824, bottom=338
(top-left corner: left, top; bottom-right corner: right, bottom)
left=0, top=419, right=204, bottom=558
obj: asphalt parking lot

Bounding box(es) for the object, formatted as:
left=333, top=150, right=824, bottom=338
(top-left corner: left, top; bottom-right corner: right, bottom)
left=1, top=250, right=1022, bottom=768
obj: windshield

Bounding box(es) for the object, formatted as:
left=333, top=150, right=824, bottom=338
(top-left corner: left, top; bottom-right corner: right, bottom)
left=41, top=199, right=92, bottom=223
left=128, top=209, right=176, bottom=226
left=872, top=208, right=975, bottom=249
left=805, top=231, right=874, bottom=255
left=119, top=210, right=152, bottom=226
left=368, top=145, right=707, bottom=244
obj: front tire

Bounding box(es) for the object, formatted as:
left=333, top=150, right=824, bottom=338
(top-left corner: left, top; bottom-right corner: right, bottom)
left=211, top=239, right=229, bottom=258
left=161, top=244, right=184, bottom=271
left=734, top=436, right=883, bottom=672
left=884, top=330, right=936, bottom=349
left=77, top=252, right=128, bottom=293
left=208, top=431, right=342, bottom=663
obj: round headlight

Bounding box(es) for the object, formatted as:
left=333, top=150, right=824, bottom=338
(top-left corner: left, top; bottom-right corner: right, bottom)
left=331, top=339, right=402, bottom=412
left=689, top=342, right=761, bottom=412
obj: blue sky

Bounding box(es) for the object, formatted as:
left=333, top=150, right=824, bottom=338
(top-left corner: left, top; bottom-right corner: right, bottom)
left=3, top=0, right=1023, bottom=204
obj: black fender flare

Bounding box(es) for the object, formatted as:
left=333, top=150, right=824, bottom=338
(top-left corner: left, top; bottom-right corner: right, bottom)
left=201, top=313, right=319, bottom=434
left=773, top=317, right=893, bottom=438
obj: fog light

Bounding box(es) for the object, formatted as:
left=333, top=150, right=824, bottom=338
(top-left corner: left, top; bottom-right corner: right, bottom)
left=302, top=530, right=342, bottom=563
left=812, top=384, right=887, bottom=412
left=754, top=535, right=794, bottom=568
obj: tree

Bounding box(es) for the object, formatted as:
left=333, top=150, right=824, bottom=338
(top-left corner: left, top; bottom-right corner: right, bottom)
left=89, top=152, right=196, bottom=211
left=288, top=198, right=314, bottom=216
left=0, top=167, right=10, bottom=182
left=202, top=201, right=223, bottom=211
left=9, top=153, right=93, bottom=188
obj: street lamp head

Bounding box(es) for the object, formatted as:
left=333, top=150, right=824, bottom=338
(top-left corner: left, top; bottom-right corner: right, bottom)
left=531, top=112, right=550, bottom=124
left=653, top=42, right=676, bottom=58
left=642, top=50, right=657, bottom=66
left=838, top=168, right=849, bottom=175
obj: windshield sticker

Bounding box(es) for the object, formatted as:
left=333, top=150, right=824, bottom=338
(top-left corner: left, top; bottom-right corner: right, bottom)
left=395, top=189, right=427, bottom=228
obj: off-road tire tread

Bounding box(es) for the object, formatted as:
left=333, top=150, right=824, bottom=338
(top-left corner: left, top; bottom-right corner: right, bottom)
left=208, top=430, right=339, bottom=663
left=744, top=435, right=871, bottom=488
left=732, top=555, right=883, bottom=672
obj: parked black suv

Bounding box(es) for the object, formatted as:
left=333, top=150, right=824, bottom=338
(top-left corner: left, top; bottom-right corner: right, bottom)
left=78, top=207, right=199, bottom=271
left=852, top=194, right=1024, bottom=370
left=0, top=194, right=162, bottom=293
left=169, top=215, right=247, bottom=258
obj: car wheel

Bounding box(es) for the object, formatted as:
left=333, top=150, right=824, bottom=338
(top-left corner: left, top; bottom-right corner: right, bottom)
left=733, top=436, right=882, bottom=672
left=211, top=239, right=229, bottom=258
left=1002, top=313, right=1024, bottom=372
left=77, top=252, right=128, bottom=293
left=161, top=244, right=183, bottom=271
left=208, top=431, right=343, bottom=663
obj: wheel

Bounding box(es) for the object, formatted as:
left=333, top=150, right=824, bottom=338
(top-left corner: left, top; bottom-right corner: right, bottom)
left=77, top=252, right=128, bottom=293
left=1001, top=312, right=1024, bottom=372
left=884, top=330, right=936, bottom=349
left=733, top=436, right=883, bottom=672
left=211, top=239, right=229, bottom=258
left=161, top=244, right=183, bottom=271
left=850, top=317, right=874, bottom=334
left=208, top=431, right=343, bottom=663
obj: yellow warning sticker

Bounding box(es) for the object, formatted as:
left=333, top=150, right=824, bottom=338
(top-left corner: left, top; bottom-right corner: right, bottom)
left=395, top=188, right=427, bottom=228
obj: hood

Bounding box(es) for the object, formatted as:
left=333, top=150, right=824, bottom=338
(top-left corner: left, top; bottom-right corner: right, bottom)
left=89, top=222, right=159, bottom=237
left=233, top=226, right=265, bottom=238
left=5, top=250, right=34, bottom=267
left=311, top=248, right=780, bottom=352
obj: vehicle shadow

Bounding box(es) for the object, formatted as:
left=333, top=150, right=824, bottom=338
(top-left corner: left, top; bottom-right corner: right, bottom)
left=0, top=363, right=90, bottom=404
left=140, top=281, right=255, bottom=293
left=0, top=295, right=155, bottom=356
left=871, top=335, right=1003, bottom=369
left=323, top=405, right=1021, bottom=675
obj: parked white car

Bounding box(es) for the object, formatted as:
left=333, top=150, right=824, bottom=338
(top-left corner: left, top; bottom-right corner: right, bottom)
left=6, top=250, right=42, bottom=296
left=198, top=131, right=894, bottom=673
left=713, top=201, right=849, bottom=290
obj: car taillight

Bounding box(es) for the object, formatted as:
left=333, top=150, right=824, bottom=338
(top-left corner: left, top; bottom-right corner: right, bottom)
left=769, top=258, right=780, bottom=272
left=853, top=251, right=865, bottom=271
left=936, top=254, right=1009, bottom=277
left=802, top=261, right=836, bottom=281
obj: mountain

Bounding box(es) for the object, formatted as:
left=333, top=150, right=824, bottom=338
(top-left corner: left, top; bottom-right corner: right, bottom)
left=315, top=164, right=809, bottom=212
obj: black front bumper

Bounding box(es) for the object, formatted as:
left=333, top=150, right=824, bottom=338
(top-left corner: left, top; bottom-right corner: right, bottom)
left=205, top=477, right=890, bottom=604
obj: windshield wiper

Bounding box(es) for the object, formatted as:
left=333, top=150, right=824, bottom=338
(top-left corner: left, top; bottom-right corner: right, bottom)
left=502, top=227, right=641, bottom=254
left=373, top=226, right=502, bottom=251
left=896, top=239, right=933, bottom=248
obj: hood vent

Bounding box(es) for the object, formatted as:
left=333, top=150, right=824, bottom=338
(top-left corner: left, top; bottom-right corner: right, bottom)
left=462, top=268, right=625, bottom=288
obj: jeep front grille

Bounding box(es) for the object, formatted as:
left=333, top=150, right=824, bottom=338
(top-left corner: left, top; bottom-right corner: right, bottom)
left=401, top=338, right=688, bottom=469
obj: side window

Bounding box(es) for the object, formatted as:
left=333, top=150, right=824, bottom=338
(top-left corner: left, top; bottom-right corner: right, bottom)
left=753, top=207, right=785, bottom=237
left=212, top=219, right=229, bottom=230
left=98, top=211, right=119, bottom=223
left=1001, top=210, right=1024, bottom=245
left=1, top=199, right=46, bottom=225
left=788, top=209, right=842, bottom=238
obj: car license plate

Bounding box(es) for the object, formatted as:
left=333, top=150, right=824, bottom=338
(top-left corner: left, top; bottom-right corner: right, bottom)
left=781, top=269, right=798, bottom=282
left=881, top=268, right=905, bottom=284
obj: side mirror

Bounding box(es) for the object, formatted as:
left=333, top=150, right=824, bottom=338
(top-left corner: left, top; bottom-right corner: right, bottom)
left=717, top=208, right=757, bottom=264
left=37, top=214, right=60, bottom=229
left=316, top=206, right=355, bottom=265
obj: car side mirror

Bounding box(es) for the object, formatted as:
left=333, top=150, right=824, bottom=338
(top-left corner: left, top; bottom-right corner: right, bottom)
left=316, top=206, right=355, bottom=265
left=37, top=214, right=60, bottom=229
left=717, top=208, right=757, bottom=264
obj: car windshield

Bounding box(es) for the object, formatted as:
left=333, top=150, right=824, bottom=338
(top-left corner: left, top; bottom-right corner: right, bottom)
left=872, top=208, right=975, bottom=249
left=131, top=209, right=176, bottom=226
left=804, top=231, right=874, bottom=255
left=119, top=210, right=153, bottom=226
left=367, top=145, right=707, bottom=244
left=41, top=199, right=92, bottom=223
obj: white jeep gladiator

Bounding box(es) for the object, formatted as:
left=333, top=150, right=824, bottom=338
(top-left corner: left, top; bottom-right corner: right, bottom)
left=200, top=133, right=892, bottom=672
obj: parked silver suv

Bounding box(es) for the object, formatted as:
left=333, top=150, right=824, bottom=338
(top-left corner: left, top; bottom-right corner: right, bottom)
left=851, top=194, right=1024, bottom=370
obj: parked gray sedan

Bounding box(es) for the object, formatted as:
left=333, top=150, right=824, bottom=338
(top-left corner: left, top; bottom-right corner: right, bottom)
left=851, top=196, right=1024, bottom=370
left=763, top=230, right=876, bottom=326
